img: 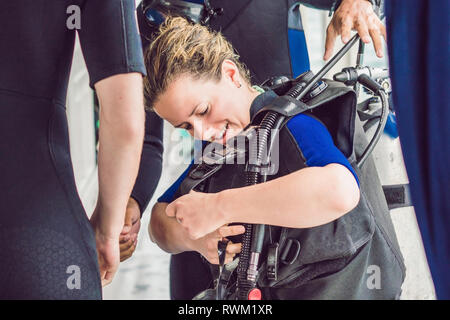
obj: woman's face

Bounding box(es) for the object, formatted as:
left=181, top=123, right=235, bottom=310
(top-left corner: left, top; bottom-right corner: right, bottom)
left=154, top=60, right=259, bottom=144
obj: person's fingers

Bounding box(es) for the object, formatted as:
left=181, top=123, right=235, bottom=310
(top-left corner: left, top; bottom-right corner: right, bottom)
left=121, top=209, right=134, bottom=235
left=120, top=252, right=131, bottom=262
left=208, top=253, right=236, bottom=265
left=224, top=254, right=236, bottom=265
left=379, top=20, right=387, bottom=42
left=119, top=234, right=130, bottom=244
left=217, top=225, right=245, bottom=239
left=120, top=238, right=134, bottom=251
left=355, top=17, right=371, bottom=43
left=226, top=242, right=242, bottom=255
left=120, top=244, right=136, bottom=262
left=369, top=25, right=383, bottom=57
left=340, top=17, right=353, bottom=44
left=99, top=269, right=106, bottom=283
left=102, top=270, right=115, bottom=287
left=324, top=24, right=337, bottom=60
left=99, top=260, right=115, bottom=286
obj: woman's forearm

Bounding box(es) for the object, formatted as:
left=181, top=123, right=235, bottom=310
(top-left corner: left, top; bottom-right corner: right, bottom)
left=219, top=163, right=360, bottom=228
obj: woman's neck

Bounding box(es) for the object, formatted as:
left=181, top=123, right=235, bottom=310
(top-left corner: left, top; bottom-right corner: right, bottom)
left=243, top=85, right=263, bottom=124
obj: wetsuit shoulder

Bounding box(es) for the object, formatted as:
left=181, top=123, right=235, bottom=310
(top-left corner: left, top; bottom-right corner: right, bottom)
left=285, top=113, right=359, bottom=186
left=78, top=0, right=146, bottom=88
left=157, top=160, right=195, bottom=203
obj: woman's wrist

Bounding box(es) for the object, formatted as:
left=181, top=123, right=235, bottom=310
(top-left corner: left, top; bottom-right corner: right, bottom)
left=184, top=236, right=200, bottom=252
left=214, top=189, right=236, bottom=225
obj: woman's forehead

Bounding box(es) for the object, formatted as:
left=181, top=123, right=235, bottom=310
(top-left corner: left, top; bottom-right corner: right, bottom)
left=155, top=75, right=208, bottom=121
left=163, top=75, right=218, bottom=105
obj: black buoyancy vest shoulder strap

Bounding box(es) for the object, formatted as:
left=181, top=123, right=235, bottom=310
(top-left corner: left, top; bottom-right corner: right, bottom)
left=252, top=78, right=357, bottom=159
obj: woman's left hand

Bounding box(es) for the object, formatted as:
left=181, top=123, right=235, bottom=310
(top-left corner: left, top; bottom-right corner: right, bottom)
left=166, top=190, right=226, bottom=240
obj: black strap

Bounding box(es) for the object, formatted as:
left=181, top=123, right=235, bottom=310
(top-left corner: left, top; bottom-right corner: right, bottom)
left=382, top=184, right=413, bottom=210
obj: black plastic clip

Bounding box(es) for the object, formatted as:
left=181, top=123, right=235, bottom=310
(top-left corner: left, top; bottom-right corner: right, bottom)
left=280, top=238, right=301, bottom=265
left=267, top=243, right=279, bottom=281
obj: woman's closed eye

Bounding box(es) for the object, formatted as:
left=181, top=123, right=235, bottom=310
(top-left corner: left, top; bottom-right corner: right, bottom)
left=198, top=104, right=210, bottom=116
left=176, top=104, right=210, bottom=131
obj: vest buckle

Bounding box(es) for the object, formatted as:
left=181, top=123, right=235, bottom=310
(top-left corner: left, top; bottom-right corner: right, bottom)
left=266, top=243, right=279, bottom=281
left=280, top=238, right=301, bottom=265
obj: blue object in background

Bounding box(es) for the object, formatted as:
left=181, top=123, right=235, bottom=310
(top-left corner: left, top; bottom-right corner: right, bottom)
left=384, top=112, right=399, bottom=139
left=145, top=9, right=165, bottom=25
left=386, top=0, right=450, bottom=299
left=288, top=4, right=310, bottom=77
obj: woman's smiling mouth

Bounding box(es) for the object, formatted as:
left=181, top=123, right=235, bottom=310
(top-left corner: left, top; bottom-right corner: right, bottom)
left=212, top=122, right=229, bottom=144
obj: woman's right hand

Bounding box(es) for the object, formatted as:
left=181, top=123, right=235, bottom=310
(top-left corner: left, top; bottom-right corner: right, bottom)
left=190, top=225, right=245, bottom=265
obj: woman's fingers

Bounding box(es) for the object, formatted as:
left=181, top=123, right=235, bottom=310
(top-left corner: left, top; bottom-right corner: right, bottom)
left=200, top=225, right=246, bottom=265
left=217, top=225, right=245, bottom=239
left=226, top=242, right=242, bottom=255
left=224, top=242, right=241, bottom=264
left=205, top=241, right=242, bottom=265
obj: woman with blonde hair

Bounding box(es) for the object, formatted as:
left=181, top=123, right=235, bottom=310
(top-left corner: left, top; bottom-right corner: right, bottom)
left=146, top=17, right=404, bottom=300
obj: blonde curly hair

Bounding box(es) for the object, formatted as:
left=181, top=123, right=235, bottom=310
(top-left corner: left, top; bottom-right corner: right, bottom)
left=143, top=17, right=251, bottom=111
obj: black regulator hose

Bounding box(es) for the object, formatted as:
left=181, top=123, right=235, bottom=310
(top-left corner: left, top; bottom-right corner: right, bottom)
left=237, top=111, right=285, bottom=300
left=356, top=74, right=389, bottom=168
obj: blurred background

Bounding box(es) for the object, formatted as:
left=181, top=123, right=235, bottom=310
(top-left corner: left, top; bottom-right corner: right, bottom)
left=65, top=2, right=436, bottom=299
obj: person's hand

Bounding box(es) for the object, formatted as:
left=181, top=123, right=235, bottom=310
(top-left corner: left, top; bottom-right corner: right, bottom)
left=190, top=225, right=245, bottom=265
left=90, top=209, right=120, bottom=287
left=94, top=234, right=120, bottom=287
left=324, top=0, right=387, bottom=60
left=166, top=190, right=225, bottom=240
left=119, top=197, right=141, bottom=262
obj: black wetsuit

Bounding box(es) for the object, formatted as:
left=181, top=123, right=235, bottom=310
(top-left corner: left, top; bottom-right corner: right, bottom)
left=0, top=1, right=145, bottom=299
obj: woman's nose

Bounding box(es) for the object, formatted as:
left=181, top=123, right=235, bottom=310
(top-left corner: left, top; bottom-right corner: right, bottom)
left=189, top=117, right=209, bottom=141
left=201, top=127, right=217, bottom=142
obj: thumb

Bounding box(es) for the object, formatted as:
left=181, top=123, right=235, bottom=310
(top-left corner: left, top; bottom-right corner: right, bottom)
left=166, top=202, right=176, bottom=217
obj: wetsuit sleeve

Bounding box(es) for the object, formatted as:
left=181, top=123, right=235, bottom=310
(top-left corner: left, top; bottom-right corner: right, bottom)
left=78, top=0, right=146, bottom=88
left=131, top=111, right=164, bottom=215
left=136, top=1, right=154, bottom=51
left=286, top=114, right=359, bottom=186
left=129, top=5, right=167, bottom=216
left=157, top=161, right=195, bottom=203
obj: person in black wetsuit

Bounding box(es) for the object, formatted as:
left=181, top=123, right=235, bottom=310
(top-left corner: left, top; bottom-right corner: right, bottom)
left=0, top=1, right=146, bottom=299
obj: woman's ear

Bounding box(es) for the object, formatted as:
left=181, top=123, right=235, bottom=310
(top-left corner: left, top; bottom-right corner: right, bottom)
left=221, top=59, right=241, bottom=88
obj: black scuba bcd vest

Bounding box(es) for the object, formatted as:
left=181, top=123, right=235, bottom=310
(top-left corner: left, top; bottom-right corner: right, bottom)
left=173, top=73, right=405, bottom=292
